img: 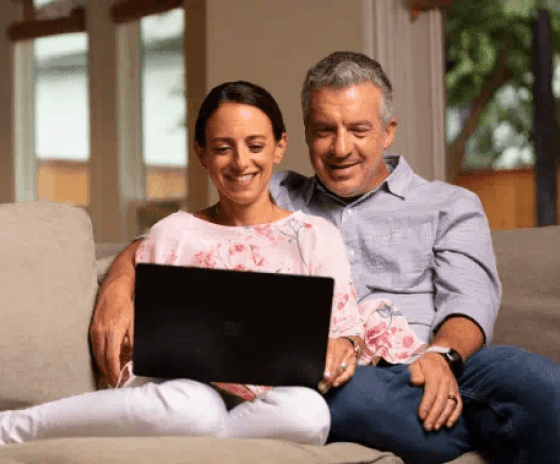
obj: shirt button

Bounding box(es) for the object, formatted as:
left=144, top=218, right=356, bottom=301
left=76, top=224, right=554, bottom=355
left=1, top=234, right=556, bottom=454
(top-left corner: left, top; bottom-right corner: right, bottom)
left=347, top=209, right=354, bottom=216
left=347, top=247, right=355, bottom=259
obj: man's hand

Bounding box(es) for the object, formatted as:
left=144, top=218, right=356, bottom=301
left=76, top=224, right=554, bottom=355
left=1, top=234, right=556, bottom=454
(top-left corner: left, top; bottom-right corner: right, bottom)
left=318, top=336, right=363, bottom=393
left=408, top=352, right=462, bottom=431
left=90, top=240, right=141, bottom=387
left=409, top=316, right=484, bottom=431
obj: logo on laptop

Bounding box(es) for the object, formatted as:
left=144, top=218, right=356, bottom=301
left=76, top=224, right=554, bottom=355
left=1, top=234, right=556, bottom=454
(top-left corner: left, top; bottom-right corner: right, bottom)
left=224, top=320, right=242, bottom=337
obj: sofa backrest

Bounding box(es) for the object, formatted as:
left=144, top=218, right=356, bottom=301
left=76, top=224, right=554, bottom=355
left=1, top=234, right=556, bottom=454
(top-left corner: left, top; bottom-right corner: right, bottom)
left=491, top=226, right=560, bottom=364
left=0, top=202, right=98, bottom=410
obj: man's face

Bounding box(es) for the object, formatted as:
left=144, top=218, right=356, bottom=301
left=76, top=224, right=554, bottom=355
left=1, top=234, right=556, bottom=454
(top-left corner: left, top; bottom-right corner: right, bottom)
left=305, top=82, right=397, bottom=201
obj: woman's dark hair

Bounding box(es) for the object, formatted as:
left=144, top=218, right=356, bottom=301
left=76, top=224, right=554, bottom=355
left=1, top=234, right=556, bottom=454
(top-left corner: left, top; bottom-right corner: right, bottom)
left=195, top=81, right=286, bottom=147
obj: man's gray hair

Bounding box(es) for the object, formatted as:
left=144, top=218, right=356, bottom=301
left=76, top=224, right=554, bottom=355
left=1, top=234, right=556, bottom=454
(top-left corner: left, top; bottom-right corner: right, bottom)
left=302, top=51, right=393, bottom=126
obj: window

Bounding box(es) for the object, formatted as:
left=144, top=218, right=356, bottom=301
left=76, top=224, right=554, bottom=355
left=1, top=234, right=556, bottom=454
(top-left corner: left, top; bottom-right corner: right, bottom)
left=34, top=32, right=89, bottom=206
left=141, top=8, right=186, bottom=200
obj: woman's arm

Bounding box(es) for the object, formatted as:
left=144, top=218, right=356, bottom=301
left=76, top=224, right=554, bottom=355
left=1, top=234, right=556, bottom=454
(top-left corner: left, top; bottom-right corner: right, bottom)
left=90, top=239, right=142, bottom=387
left=305, top=217, right=365, bottom=393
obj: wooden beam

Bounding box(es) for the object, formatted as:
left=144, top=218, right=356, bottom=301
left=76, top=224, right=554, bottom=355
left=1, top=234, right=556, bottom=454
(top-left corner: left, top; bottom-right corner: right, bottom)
left=8, top=7, right=85, bottom=41
left=111, top=0, right=183, bottom=23
left=410, top=0, right=454, bottom=20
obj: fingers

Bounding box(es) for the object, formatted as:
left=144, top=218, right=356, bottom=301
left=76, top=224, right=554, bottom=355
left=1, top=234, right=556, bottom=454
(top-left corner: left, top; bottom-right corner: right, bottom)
left=446, top=395, right=463, bottom=429
left=89, top=297, right=134, bottom=387
left=90, top=324, right=108, bottom=382
left=318, top=338, right=359, bottom=393
left=332, top=356, right=356, bottom=387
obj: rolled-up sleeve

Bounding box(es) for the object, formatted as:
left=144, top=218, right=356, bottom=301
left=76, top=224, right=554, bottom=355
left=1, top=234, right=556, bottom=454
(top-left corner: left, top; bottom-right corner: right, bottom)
left=432, top=189, right=501, bottom=343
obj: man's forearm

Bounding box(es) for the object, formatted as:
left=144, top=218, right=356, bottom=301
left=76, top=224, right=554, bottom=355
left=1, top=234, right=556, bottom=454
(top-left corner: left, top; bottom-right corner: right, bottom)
left=98, top=240, right=142, bottom=297
left=431, top=316, right=484, bottom=361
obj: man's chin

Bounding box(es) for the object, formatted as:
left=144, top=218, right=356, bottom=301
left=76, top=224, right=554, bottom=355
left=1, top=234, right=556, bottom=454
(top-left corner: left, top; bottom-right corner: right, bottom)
left=319, top=178, right=365, bottom=202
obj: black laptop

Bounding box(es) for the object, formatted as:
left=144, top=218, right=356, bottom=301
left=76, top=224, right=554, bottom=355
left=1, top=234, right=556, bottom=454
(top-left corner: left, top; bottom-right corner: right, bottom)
left=133, top=263, right=334, bottom=389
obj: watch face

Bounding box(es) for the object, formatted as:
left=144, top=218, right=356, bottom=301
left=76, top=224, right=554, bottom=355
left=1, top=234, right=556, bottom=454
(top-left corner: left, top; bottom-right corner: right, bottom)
left=445, top=349, right=463, bottom=376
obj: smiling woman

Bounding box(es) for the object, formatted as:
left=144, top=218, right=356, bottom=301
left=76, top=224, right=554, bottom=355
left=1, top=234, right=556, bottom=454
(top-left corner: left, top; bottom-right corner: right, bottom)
left=192, top=81, right=290, bottom=226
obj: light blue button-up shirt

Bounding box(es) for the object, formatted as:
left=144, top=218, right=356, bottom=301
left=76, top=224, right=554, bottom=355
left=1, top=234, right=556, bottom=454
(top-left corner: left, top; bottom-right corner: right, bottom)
left=269, top=155, right=501, bottom=344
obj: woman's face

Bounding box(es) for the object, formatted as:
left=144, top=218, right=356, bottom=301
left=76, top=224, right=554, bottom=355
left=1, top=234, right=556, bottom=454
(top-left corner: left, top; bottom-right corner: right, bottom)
left=195, top=102, right=287, bottom=208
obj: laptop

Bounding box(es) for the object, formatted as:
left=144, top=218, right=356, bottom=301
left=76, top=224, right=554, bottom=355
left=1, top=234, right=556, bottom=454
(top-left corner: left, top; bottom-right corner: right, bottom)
left=133, top=263, right=334, bottom=390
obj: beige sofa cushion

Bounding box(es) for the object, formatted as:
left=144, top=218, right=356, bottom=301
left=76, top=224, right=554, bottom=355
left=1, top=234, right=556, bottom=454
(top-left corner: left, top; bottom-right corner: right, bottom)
left=0, top=437, right=405, bottom=463
left=491, top=226, right=560, bottom=364
left=0, top=202, right=98, bottom=410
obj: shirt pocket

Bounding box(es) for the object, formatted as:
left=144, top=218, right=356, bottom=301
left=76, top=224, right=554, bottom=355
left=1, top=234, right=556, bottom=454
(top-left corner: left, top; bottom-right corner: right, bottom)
left=363, top=221, right=434, bottom=289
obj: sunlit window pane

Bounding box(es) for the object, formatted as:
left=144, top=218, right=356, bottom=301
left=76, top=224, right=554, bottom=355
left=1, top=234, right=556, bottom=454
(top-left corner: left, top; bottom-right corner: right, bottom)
left=34, top=32, right=89, bottom=206
left=141, top=8, right=186, bottom=200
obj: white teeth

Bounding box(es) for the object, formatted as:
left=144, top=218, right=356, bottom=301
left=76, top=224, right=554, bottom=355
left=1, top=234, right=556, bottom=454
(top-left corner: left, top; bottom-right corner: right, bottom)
left=231, top=174, right=254, bottom=181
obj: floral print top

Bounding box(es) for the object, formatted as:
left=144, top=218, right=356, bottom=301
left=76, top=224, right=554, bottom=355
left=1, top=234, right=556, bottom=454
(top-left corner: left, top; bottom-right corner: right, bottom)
left=135, top=210, right=426, bottom=399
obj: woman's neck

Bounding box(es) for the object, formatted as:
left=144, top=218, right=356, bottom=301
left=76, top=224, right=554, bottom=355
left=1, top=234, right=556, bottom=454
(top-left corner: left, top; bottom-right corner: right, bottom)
left=200, top=197, right=290, bottom=227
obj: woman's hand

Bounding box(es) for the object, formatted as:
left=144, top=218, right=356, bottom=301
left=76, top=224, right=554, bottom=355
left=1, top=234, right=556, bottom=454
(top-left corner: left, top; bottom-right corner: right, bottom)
left=318, top=336, right=363, bottom=394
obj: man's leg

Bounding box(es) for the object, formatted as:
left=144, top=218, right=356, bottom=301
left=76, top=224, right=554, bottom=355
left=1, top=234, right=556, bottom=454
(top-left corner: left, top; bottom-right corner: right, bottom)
left=326, top=364, right=472, bottom=464
left=459, top=345, right=560, bottom=464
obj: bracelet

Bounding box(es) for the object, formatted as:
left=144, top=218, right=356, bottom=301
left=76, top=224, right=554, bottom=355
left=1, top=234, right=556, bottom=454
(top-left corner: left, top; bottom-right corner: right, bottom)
left=342, top=336, right=361, bottom=358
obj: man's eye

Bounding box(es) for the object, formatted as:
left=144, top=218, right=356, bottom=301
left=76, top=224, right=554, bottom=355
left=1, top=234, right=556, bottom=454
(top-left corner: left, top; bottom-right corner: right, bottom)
left=353, top=128, right=368, bottom=136
left=249, top=145, right=264, bottom=152
left=214, top=146, right=230, bottom=154
left=314, top=129, right=331, bottom=137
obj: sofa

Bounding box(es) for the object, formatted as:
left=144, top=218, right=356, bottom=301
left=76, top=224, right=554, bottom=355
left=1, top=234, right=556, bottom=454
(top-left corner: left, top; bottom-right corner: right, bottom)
left=0, top=201, right=558, bottom=464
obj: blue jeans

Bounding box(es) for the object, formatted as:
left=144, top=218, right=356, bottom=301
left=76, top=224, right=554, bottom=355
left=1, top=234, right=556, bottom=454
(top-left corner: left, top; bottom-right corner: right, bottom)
left=326, top=345, right=560, bottom=464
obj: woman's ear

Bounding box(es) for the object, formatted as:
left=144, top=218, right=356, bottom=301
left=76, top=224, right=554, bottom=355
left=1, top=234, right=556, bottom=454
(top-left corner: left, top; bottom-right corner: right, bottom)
left=274, top=133, right=288, bottom=165
left=194, top=142, right=206, bottom=168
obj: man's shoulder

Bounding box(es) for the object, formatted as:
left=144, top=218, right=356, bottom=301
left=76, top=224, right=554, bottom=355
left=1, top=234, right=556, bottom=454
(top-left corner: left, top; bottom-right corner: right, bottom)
left=271, top=170, right=312, bottom=190
left=270, top=170, right=313, bottom=209
left=407, top=171, right=483, bottom=211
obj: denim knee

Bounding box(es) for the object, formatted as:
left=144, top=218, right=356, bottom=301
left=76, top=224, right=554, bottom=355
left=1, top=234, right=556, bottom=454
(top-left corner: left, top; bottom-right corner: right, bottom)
left=327, top=365, right=471, bottom=464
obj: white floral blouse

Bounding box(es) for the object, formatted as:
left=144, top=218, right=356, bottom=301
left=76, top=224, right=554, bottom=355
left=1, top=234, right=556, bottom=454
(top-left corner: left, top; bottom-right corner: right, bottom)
left=135, top=210, right=426, bottom=399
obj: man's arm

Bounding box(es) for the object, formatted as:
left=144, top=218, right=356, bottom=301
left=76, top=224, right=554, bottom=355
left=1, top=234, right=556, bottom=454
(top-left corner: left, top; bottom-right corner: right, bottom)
left=409, top=188, right=500, bottom=431
left=90, top=239, right=142, bottom=387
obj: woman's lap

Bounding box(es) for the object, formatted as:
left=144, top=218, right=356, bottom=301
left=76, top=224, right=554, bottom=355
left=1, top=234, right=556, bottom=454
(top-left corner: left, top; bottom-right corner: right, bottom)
left=0, top=380, right=329, bottom=446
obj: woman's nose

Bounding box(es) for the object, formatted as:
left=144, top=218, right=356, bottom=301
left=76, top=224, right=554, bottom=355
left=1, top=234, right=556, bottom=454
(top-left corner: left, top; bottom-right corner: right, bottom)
left=231, top=147, right=251, bottom=169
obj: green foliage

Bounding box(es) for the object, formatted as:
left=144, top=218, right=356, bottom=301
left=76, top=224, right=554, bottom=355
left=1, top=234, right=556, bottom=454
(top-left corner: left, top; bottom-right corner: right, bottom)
left=445, top=0, right=560, bottom=168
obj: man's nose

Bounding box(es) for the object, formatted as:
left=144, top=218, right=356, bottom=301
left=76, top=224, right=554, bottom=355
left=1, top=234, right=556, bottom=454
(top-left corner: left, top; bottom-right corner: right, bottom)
left=332, top=130, right=351, bottom=158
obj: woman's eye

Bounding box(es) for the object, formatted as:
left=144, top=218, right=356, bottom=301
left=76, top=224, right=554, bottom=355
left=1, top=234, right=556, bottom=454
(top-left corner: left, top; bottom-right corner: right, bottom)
left=249, top=145, right=264, bottom=152
left=214, top=146, right=230, bottom=154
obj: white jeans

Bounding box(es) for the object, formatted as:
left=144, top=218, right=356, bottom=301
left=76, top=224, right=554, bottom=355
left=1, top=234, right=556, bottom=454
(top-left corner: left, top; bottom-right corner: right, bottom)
left=0, top=377, right=330, bottom=446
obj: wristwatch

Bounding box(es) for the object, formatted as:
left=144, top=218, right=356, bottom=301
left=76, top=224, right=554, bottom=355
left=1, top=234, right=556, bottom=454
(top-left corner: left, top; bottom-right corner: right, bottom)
left=426, top=346, right=464, bottom=377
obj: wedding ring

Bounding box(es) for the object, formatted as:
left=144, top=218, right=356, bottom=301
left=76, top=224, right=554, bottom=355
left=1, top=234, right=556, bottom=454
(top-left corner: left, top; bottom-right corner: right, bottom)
left=448, top=395, right=459, bottom=405
left=340, top=361, right=349, bottom=371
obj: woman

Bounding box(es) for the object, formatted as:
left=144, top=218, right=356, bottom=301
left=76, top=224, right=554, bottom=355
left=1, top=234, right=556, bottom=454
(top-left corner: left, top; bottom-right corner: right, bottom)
left=0, top=82, right=424, bottom=446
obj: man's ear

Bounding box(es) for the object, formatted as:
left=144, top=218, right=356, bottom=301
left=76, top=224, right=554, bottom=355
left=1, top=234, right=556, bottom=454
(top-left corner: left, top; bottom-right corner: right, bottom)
left=274, top=132, right=288, bottom=164
left=382, top=118, right=398, bottom=150
left=194, top=142, right=206, bottom=168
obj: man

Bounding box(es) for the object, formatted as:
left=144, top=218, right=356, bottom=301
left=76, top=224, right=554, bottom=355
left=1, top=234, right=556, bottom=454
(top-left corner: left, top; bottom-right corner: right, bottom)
left=91, top=52, right=560, bottom=463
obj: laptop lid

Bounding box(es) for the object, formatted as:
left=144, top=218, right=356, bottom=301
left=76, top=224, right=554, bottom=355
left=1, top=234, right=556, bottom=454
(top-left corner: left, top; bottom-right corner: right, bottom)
left=133, top=263, right=334, bottom=389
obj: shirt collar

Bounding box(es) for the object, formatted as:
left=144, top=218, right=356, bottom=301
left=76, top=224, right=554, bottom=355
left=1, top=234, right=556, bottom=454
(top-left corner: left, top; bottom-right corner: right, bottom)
left=303, top=154, right=413, bottom=206
left=383, top=154, right=412, bottom=199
